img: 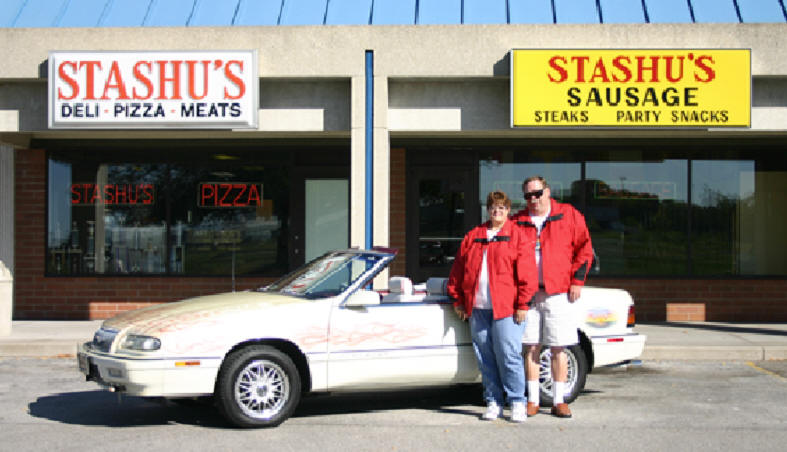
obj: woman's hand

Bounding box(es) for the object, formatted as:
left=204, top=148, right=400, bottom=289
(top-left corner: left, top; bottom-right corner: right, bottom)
left=569, top=284, right=582, bottom=302
left=514, top=309, right=527, bottom=324
left=454, top=305, right=469, bottom=321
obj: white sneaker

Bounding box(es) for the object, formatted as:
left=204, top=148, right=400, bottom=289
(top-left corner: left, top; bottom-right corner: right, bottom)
left=510, top=402, right=527, bottom=423
left=481, top=402, right=502, bottom=420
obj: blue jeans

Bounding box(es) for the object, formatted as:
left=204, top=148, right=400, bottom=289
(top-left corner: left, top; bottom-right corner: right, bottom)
left=469, top=308, right=526, bottom=405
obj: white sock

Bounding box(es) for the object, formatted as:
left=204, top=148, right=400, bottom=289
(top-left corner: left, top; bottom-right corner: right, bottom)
left=553, top=381, right=565, bottom=405
left=527, top=380, right=540, bottom=405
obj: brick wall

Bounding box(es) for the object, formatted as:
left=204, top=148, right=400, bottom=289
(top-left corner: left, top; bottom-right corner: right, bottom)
left=13, top=148, right=273, bottom=320
left=389, top=147, right=406, bottom=276
left=592, top=278, right=787, bottom=322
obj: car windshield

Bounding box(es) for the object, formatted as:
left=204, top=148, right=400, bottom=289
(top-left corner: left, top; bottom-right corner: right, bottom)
left=263, top=251, right=387, bottom=299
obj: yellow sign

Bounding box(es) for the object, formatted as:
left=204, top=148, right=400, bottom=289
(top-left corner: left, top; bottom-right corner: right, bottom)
left=511, top=49, right=750, bottom=128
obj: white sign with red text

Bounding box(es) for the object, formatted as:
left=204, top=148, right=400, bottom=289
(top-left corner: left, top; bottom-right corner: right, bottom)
left=48, top=50, right=258, bottom=129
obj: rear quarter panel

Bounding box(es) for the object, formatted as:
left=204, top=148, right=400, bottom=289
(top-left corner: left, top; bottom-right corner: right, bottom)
left=574, top=287, right=634, bottom=338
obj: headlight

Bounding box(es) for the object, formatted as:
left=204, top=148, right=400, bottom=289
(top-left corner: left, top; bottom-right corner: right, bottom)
left=121, top=334, right=161, bottom=351
left=91, top=327, right=119, bottom=353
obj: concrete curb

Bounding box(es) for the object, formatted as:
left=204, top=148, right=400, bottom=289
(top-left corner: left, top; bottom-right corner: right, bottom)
left=0, top=320, right=99, bottom=358
left=642, top=345, right=787, bottom=361
left=764, top=346, right=787, bottom=360
left=0, top=341, right=79, bottom=357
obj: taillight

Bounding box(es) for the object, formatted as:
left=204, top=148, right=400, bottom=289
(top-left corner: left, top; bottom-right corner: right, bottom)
left=627, top=305, right=636, bottom=328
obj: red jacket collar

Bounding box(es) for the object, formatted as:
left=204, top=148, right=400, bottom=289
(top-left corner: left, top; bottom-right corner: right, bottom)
left=480, top=219, right=515, bottom=234
left=514, top=198, right=560, bottom=220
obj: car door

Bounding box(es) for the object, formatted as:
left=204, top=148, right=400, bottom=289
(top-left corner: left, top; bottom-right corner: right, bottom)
left=325, top=291, right=479, bottom=390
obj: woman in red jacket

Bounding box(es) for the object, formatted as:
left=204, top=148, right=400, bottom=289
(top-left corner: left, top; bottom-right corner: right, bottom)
left=447, top=190, right=537, bottom=423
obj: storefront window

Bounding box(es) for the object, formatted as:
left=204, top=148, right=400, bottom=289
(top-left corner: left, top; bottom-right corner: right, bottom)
left=586, top=158, right=688, bottom=276
left=47, top=146, right=293, bottom=277
left=478, top=143, right=787, bottom=277
left=692, top=158, right=787, bottom=276
left=479, top=155, right=581, bottom=215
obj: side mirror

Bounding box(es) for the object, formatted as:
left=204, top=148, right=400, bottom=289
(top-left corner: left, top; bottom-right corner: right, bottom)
left=344, top=289, right=381, bottom=307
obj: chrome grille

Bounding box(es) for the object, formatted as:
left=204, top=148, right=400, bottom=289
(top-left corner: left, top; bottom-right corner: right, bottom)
left=91, top=327, right=119, bottom=353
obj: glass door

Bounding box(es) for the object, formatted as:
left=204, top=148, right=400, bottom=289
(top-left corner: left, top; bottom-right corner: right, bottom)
left=305, top=179, right=349, bottom=262
left=290, top=167, right=349, bottom=270
left=407, top=168, right=476, bottom=282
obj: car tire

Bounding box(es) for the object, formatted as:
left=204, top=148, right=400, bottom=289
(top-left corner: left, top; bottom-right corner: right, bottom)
left=215, top=345, right=302, bottom=428
left=530, top=344, right=588, bottom=407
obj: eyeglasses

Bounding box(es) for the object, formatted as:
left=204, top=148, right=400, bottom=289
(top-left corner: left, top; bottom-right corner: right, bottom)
left=524, top=189, right=544, bottom=200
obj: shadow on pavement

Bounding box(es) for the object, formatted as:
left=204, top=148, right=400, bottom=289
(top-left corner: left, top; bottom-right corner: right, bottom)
left=28, top=391, right=228, bottom=428
left=642, top=322, right=787, bottom=337
left=28, top=385, right=484, bottom=427
left=294, top=385, right=483, bottom=419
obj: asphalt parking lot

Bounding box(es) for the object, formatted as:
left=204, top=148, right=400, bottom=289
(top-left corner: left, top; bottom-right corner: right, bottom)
left=748, top=359, right=787, bottom=378
left=1, top=357, right=785, bottom=452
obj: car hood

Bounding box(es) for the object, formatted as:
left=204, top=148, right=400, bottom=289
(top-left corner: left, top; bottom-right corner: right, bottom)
left=102, top=290, right=308, bottom=337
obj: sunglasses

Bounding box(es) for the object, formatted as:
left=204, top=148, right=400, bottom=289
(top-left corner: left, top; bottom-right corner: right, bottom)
left=524, top=189, right=544, bottom=200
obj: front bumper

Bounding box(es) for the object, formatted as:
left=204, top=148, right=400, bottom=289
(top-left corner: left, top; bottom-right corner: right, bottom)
left=77, top=342, right=222, bottom=397
left=590, top=333, right=647, bottom=367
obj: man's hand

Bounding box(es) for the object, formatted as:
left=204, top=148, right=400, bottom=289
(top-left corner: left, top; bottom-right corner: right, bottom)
left=514, top=309, right=527, bottom=324
left=454, top=305, right=469, bottom=321
left=569, top=284, right=582, bottom=302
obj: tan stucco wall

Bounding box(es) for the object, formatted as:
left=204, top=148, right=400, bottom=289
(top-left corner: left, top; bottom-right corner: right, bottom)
left=1, top=23, right=787, bottom=79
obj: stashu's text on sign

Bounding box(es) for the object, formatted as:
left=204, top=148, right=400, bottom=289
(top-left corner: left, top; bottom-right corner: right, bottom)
left=511, top=49, right=750, bottom=128
left=48, top=51, right=258, bottom=129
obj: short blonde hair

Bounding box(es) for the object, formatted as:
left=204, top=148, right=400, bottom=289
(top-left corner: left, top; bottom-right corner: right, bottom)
left=486, top=190, right=511, bottom=209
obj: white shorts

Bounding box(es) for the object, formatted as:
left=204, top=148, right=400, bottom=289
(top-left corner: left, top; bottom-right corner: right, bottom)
left=522, top=291, right=579, bottom=347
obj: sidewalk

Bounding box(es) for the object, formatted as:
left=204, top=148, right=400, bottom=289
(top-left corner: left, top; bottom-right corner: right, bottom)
left=636, top=322, right=787, bottom=361
left=0, top=320, right=102, bottom=357
left=0, top=320, right=786, bottom=360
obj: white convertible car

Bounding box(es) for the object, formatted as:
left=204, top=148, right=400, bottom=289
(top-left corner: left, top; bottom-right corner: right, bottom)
left=77, top=248, right=646, bottom=427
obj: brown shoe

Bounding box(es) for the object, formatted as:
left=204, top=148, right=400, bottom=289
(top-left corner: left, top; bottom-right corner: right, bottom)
left=551, top=403, right=572, bottom=418
left=527, top=402, right=540, bottom=417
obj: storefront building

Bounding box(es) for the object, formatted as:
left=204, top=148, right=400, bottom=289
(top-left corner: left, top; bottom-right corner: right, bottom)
left=1, top=1, right=787, bottom=322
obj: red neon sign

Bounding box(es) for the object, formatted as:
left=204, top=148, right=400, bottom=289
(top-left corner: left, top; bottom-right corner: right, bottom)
left=70, top=183, right=155, bottom=206
left=199, top=182, right=262, bottom=208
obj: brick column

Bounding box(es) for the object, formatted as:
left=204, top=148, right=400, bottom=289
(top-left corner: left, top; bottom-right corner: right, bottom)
left=389, top=148, right=406, bottom=276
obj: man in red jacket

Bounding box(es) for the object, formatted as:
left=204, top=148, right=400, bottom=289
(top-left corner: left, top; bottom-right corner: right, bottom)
left=512, top=176, right=593, bottom=419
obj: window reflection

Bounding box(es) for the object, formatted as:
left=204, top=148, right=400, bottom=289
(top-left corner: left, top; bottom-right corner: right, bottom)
left=691, top=160, right=753, bottom=275
left=691, top=160, right=787, bottom=276
left=586, top=159, right=688, bottom=276
left=478, top=147, right=787, bottom=277
left=418, top=178, right=465, bottom=269
left=479, top=157, right=581, bottom=216
left=47, top=153, right=289, bottom=277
